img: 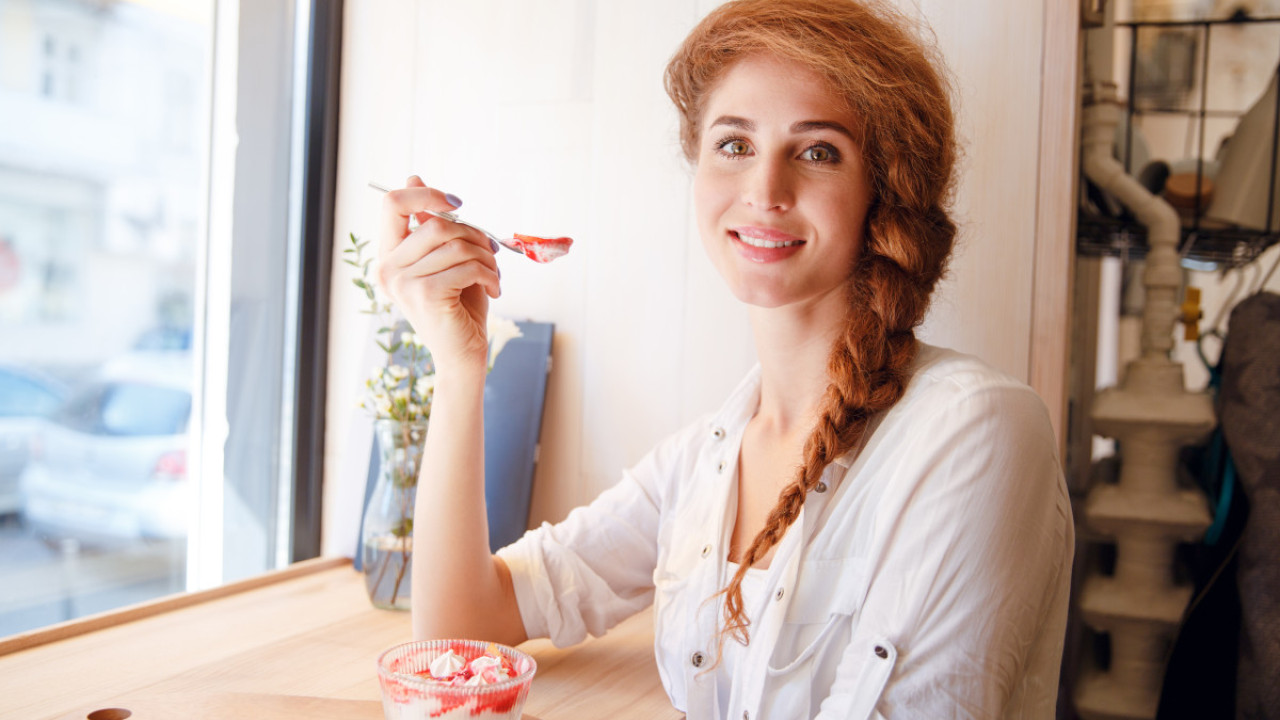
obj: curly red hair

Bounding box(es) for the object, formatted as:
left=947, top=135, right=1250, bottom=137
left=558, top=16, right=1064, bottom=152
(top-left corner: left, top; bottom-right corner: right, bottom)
left=664, top=0, right=958, bottom=657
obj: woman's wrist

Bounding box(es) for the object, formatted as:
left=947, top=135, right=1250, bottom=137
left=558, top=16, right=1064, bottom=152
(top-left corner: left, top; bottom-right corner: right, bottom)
left=431, top=360, right=489, bottom=391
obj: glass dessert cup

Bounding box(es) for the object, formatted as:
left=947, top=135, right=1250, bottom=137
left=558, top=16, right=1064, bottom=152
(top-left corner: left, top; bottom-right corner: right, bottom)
left=377, top=639, right=536, bottom=720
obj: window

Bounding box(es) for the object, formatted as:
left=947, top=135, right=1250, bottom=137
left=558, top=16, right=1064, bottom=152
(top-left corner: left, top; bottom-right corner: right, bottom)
left=0, top=0, right=338, bottom=636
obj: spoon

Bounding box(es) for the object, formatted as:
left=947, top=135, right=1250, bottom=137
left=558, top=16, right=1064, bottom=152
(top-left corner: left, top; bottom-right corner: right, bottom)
left=367, top=181, right=525, bottom=255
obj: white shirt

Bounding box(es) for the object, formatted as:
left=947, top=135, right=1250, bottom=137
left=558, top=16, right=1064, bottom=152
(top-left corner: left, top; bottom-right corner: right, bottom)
left=717, top=562, right=768, bottom=713
left=498, top=343, right=1074, bottom=720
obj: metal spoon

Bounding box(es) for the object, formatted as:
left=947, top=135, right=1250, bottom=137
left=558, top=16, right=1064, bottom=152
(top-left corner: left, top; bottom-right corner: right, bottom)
left=367, top=181, right=523, bottom=255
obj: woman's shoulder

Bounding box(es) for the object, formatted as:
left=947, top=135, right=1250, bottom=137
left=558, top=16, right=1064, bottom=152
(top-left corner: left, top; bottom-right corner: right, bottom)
left=887, top=342, right=1056, bottom=443
left=903, top=342, right=1044, bottom=409
left=853, top=342, right=1064, bottom=501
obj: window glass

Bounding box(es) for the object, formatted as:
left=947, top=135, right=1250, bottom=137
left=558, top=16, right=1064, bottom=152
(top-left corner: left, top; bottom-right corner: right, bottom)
left=100, top=384, right=192, bottom=437
left=0, top=0, right=305, bottom=637
left=0, top=370, right=64, bottom=417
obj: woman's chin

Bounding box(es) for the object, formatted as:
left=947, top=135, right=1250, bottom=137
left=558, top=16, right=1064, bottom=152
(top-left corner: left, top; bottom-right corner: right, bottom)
left=727, top=282, right=805, bottom=310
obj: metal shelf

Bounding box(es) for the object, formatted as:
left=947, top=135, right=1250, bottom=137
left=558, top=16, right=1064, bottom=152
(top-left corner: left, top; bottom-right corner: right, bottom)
left=1079, top=14, right=1280, bottom=270
left=1116, top=14, right=1280, bottom=27
left=1077, top=215, right=1279, bottom=267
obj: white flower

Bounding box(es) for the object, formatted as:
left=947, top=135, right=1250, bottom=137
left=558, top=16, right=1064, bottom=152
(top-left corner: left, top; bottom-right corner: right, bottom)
left=486, top=315, right=523, bottom=370
left=392, top=388, right=410, bottom=404
left=374, top=394, right=392, bottom=415
left=414, top=375, right=436, bottom=397
left=407, top=403, right=423, bottom=417
left=387, top=364, right=409, bottom=381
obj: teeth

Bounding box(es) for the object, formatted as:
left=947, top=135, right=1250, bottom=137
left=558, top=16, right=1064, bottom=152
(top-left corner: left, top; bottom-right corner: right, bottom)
left=735, top=232, right=802, bottom=249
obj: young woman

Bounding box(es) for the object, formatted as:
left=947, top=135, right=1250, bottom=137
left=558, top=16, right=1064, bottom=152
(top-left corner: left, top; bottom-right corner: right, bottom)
left=377, top=1, right=1073, bottom=717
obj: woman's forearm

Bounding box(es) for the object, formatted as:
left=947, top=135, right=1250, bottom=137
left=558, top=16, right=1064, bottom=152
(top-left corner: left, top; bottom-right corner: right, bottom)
left=410, top=363, right=526, bottom=645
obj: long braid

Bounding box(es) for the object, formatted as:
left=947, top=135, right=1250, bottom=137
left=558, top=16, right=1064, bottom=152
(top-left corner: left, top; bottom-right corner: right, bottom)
left=717, top=240, right=936, bottom=650
left=664, top=0, right=958, bottom=661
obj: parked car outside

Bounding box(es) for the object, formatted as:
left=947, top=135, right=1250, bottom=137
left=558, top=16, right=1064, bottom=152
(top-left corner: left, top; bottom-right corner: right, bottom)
left=0, top=366, right=68, bottom=515
left=20, top=352, right=192, bottom=544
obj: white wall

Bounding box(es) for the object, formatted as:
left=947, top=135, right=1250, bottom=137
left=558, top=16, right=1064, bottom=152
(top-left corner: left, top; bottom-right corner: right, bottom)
left=323, top=0, right=1060, bottom=556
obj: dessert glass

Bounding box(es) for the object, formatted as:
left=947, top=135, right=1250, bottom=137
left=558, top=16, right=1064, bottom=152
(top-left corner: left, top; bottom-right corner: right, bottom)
left=376, top=639, right=536, bottom=720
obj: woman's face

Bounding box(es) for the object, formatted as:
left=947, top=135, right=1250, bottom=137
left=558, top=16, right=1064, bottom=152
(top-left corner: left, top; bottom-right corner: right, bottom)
left=693, top=54, right=871, bottom=310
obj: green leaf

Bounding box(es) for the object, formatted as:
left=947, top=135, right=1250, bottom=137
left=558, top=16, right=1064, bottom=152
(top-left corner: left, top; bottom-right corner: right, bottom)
left=353, top=278, right=368, bottom=290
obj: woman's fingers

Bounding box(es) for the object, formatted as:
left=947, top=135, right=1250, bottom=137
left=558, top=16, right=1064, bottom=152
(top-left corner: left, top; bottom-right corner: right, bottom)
left=384, top=234, right=500, bottom=293
left=379, top=176, right=465, bottom=256
left=406, top=175, right=431, bottom=228
left=384, top=219, right=497, bottom=272
left=405, top=255, right=502, bottom=302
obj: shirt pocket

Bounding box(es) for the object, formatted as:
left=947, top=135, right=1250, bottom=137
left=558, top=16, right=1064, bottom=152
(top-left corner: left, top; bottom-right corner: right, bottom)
left=764, top=558, right=870, bottom=715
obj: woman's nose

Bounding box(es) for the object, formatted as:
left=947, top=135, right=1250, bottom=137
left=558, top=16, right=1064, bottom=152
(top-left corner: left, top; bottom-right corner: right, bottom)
left=740, top=155, right=793, bottom=211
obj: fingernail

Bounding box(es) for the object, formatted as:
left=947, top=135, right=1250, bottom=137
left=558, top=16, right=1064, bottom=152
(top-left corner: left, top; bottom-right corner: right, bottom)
left=445, top=193, right=463, bottom=208
left=496, top=265, right=502, bottom=279
left=490, top=238, right=500, bottom=253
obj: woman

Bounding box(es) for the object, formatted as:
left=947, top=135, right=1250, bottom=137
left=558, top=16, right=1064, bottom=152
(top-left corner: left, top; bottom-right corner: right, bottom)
left=377, top=1, right=1073, bottom=718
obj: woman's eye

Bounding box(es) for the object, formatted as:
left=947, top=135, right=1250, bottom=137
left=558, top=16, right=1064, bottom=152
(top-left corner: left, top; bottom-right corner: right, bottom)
left=802, top=145, right=835, bottom=162
left=720, top=139, right=750, bottom=156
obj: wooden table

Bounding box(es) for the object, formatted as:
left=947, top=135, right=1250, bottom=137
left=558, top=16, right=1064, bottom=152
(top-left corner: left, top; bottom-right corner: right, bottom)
left=0, top=557, right=683, bottom=720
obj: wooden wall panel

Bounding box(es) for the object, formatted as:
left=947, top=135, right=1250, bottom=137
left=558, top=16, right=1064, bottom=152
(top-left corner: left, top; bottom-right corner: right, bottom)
left=324, top=0, right=1073, bottom=551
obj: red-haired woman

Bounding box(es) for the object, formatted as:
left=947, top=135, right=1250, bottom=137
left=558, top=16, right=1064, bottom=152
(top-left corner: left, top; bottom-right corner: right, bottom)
left=378, top=1, right=1073, bottom=717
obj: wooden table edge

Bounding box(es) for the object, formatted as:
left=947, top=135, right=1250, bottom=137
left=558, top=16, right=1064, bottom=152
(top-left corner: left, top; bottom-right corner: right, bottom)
left=0, top=555, right=352, bottom=657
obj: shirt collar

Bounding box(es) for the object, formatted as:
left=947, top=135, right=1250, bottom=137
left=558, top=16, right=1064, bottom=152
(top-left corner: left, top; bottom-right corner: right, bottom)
left=713, top=365, right=868, bottom=475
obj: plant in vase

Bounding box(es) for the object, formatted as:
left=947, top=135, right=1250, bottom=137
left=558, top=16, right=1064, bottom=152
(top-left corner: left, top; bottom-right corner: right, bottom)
left=345, top=233, right=522, bottom=609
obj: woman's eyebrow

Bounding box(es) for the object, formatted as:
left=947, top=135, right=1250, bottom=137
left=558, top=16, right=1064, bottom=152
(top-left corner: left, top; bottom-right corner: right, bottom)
left=791, top=120, right=855, bottom=141
left=708, top=115, right=855, bottom=142
left=709, top=115, right=754, bottom=131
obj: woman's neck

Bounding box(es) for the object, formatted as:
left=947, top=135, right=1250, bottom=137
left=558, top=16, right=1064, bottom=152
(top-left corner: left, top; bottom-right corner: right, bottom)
left=747, top=292, right=845, bottom=435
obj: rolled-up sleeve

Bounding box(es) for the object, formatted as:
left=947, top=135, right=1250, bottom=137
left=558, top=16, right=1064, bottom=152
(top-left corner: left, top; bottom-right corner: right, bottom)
left=496, top=423, right=695, bottom=647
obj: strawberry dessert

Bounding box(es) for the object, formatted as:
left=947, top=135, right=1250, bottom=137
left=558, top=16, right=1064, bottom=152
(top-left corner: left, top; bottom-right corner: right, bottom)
left=510, top=233, right=573, bottom=263
left=378, top=640, right=536, bottom=720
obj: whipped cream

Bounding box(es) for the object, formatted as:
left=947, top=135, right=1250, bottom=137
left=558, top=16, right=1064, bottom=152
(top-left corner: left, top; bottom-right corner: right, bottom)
left=428, top=648, right=466, bottom=679
left=420, top=644, right=524, bottom=686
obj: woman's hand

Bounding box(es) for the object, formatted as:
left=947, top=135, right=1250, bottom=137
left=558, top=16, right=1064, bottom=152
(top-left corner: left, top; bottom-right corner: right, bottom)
left=378, top=176, right=501, bottom=374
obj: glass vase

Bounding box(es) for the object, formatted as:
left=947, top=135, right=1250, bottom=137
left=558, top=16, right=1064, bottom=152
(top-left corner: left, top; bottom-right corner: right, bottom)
left=361, top=418, right=428, bottom=610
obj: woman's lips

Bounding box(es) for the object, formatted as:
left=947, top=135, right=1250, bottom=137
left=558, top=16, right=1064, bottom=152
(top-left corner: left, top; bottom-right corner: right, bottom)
left=729, top=226, right=806, bottom=263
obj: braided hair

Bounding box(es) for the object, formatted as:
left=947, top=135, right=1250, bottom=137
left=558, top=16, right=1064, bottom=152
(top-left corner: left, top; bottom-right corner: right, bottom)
left=664, top=0, right=958, bottom=652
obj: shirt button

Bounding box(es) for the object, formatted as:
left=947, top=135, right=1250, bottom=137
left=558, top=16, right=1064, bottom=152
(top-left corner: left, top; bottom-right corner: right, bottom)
left=718, top=461, right=726, bottom=472
left=712, top=427, right=725, bottom=439
left=774, top=587, right=784, bottom=601
left=743, top=712, right=750, bottom=720
left=814, top=482, right=828, bottom=493
left=691, top=651, right=705, bottom=668
left=874, top=645, right=889, bottom=659
left=701, top=544, right=712, bottom=558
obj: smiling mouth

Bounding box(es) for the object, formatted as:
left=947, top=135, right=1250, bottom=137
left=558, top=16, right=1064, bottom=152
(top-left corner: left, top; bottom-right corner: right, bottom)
left=731, top=230, right=805, bottom=249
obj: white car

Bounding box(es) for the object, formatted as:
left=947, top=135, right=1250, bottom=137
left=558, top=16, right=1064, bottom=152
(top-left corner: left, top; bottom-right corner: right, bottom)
left=20, top=352, right=192, bottom=544
left=0, top=367, right=68, bottom=515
